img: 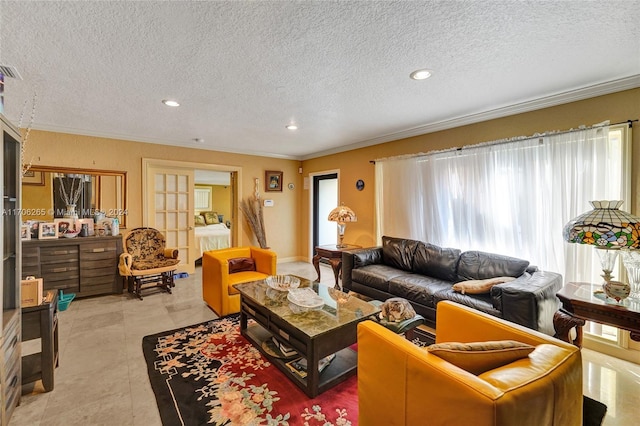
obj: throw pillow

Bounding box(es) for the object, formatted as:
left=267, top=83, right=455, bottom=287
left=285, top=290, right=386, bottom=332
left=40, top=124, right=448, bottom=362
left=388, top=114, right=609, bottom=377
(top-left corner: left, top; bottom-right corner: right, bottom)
left=195, top=215, right=206, bottom=227
left=452, top=276, right=515, bottom=294
left=202, top=211, right=220, bottom=225
left=228, top=257, right=256, bottom=274
left=427, top=340, right=535, bottom=375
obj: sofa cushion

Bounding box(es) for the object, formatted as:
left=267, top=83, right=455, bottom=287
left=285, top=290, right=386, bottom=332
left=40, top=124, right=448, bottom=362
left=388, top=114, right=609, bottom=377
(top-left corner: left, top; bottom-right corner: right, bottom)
left=412, top=242, right=460, bottom=282
left=382, top=236, right=420, bottom=271
left=427, top=340, right=535, bottom=375
left=452, top=276, right=516, bottom=294
left=352, top=264, right=413, bottom=293
left=456, top=251, right=529, bottom=281
left=388, top=274, right=453, bottom=309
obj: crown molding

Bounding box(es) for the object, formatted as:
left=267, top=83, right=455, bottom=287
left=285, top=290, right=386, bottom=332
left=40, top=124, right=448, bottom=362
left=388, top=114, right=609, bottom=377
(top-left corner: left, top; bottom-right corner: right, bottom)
left=301, top=74, right=640, bottom=160
left=27, top=123, right=301, bottom=160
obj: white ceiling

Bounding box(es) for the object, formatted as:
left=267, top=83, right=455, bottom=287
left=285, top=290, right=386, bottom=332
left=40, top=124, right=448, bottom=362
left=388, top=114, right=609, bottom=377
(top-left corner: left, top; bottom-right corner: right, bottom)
left=194, top=169, right=231, bottom=186
left=1, top=1, right=639, bottom=160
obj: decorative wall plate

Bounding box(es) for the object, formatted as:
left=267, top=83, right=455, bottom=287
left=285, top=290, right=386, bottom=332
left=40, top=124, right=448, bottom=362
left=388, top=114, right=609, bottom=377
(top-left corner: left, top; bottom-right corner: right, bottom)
left=288, top=182, right=295, bottom=190
left=356, top=179, right=365, bottom=191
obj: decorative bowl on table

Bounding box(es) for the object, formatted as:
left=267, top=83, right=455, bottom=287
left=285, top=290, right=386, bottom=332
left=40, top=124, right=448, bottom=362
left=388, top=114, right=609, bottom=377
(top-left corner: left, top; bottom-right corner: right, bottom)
left=265, top=275, right=301, bottom=291
left=603, top=280, right=630, bottom=303
left=287, top=287, right=324, bottom=310
left=62, top=230, right=80, bottom=238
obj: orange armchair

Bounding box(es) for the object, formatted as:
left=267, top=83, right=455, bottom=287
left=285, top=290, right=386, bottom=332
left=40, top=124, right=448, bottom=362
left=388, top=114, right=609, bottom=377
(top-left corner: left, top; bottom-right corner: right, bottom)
left=358, top=300, right=582, bottom=426
left=202, top=246, right=277, bottom=316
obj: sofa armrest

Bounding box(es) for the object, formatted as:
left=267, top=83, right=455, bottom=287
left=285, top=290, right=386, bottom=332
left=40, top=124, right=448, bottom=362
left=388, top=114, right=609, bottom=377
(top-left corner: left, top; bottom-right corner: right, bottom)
left=490, top=271, right=562, bottom=335
left=342, top=247, right=382, bottom=291
left=358, top=320, right=504, bottom=426
left=250, top=247, right=277, bottom=275
left=436, top=300, right=573, bottom=349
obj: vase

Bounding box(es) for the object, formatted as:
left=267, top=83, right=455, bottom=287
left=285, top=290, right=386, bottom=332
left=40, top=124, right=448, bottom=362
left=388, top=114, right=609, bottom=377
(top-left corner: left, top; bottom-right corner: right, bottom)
left=621, top=249, right=640, bottom=300
left=64, top=204, right=78, bottom=219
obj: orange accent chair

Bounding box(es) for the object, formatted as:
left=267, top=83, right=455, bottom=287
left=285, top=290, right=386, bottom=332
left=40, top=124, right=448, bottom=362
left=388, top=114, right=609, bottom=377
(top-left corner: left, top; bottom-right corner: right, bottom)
left=358, top=300, right=582, bottom=426
left=202, top=247, right=277, bottom=316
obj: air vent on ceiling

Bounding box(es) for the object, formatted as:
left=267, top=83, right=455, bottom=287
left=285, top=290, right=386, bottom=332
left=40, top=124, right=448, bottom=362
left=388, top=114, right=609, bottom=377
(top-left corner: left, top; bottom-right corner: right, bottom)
left=0, top=65, right=23, bottom=80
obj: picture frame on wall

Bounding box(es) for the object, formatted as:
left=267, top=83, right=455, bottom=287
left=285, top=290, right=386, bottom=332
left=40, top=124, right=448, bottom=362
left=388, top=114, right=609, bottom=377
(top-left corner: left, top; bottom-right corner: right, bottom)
left=23, top=170, right=45, bottom=186
left=265, top=170, right=283, bottom=192
left=38, top=222, right=58, bottom=239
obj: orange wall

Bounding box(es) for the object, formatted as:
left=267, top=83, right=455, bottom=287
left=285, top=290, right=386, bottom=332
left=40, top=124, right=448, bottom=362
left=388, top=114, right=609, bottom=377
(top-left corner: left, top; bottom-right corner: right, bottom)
left=21, top=131, right=302, bottom=260
left=300, top=88, right=640, bottom=259
left=21, top=88, right=640, bottom=262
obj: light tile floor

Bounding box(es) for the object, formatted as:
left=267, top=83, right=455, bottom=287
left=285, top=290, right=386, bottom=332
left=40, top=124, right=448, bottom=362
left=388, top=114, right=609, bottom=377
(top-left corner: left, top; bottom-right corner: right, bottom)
left=10, top=262, right=640, bottom=425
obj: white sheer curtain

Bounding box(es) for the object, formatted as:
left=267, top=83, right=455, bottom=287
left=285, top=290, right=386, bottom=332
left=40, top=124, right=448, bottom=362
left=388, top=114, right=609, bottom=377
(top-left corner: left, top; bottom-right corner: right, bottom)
left=375, top=124, right=628, bottom=281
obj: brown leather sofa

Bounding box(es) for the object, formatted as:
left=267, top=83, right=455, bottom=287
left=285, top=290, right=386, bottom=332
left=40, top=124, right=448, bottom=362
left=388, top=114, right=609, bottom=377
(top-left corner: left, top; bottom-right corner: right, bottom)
left=342, top=236, right=563, bottom=334
left=358, top=301, right=582, bottom=426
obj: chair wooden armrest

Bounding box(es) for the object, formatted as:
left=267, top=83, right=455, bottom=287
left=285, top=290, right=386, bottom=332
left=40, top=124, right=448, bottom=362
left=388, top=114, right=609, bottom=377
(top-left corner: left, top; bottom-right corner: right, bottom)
left=118, top=252, right=133, bottom=276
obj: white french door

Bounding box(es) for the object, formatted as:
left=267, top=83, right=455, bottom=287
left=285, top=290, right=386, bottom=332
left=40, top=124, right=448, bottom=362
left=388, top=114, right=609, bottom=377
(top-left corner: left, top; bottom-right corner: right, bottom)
left=144, top=163, right=195, bottom=273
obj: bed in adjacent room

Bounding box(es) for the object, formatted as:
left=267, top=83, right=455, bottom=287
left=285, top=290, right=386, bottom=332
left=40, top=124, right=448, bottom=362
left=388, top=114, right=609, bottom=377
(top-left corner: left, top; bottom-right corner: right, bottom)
left=195, top=223, right=231, bottom=258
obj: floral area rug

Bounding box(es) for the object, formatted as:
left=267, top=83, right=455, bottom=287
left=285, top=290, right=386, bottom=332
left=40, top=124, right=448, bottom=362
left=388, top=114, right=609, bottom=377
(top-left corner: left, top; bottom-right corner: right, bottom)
left=142, top=314, right=357, bottom=426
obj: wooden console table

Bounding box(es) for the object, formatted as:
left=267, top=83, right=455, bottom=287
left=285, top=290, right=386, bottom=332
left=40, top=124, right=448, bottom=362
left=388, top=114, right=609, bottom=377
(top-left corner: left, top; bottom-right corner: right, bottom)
left=555, top=281, right=640, bottom=347
left=22, top=290, right=59, bottom=391
left=312, top=244, right=361, bottom=288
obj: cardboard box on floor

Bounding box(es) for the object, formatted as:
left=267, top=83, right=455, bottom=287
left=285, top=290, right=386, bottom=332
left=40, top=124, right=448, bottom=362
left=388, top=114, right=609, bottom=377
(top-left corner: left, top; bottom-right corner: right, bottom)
left=21, top=277, right=43, bottom=307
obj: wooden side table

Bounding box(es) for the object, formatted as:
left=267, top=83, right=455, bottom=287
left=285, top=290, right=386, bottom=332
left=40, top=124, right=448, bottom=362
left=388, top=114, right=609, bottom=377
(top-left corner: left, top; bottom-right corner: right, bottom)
left=22, top=290, right=59, bottom=391
left=555, top=282, right=640, bottom=347
left=312, top=244, right=361, bottom=288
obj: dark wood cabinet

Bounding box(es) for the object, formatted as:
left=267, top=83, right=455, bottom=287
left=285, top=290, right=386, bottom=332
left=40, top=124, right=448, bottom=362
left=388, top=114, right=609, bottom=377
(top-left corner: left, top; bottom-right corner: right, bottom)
left=1, top=113, right=22, bottom=424
left=22, top=236, right=123, bottom=297
left=22, top=290, right=58, bottom=391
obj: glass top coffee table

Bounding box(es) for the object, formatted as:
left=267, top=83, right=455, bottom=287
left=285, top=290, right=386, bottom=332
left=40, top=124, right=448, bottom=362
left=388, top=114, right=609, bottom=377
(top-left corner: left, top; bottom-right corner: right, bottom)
left=234, top=276, right=380, bottom=398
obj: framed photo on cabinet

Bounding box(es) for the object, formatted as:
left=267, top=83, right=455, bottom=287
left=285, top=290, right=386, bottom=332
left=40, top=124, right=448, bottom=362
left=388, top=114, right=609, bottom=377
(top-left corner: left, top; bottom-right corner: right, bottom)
left=38, top=222, right=58, bottom=239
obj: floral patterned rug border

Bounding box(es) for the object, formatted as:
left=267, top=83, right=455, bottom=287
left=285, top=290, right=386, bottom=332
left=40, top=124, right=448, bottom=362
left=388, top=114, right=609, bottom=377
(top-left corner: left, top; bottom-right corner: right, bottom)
left=142, top=314, right=357, bottom=425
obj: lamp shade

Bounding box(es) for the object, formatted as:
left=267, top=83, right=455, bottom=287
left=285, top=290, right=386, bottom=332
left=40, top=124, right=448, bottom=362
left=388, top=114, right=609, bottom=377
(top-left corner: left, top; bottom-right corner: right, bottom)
left=563, top=200, right=640, bottom=249
left=328, top=203, right=357, bottom=223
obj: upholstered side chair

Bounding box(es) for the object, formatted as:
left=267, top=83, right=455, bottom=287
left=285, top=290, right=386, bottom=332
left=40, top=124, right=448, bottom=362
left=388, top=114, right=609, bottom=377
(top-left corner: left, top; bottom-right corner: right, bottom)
left=358, top=300, right=583, bottom=426
left=118, top=227, right=180, bottom=300
left=202, top=246, right=277, bottom=316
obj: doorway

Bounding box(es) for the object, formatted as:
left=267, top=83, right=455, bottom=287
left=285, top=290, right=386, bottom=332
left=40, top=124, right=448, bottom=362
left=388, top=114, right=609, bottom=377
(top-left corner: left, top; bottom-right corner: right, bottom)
left=312, top=172, right=339, bottom=253
left=142, top=158, right=242, bottom=272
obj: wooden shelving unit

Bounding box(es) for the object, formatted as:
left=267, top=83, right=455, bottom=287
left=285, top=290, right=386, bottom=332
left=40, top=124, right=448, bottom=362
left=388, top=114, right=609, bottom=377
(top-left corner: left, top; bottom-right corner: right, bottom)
left=1, top=113, right=22, bottom=425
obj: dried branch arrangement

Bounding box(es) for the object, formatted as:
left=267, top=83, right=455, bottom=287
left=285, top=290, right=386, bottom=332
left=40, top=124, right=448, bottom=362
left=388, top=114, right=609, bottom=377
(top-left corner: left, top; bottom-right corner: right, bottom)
left=239, top=178, right=268, bottom=249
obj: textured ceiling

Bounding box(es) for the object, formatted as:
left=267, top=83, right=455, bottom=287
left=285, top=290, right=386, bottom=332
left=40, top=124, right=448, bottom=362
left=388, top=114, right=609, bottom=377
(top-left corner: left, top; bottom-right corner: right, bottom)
left=1, top=1, right=639, bottom=160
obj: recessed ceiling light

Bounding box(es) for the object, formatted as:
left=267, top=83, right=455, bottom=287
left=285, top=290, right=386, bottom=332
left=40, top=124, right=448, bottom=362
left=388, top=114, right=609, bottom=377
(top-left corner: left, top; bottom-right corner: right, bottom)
left=409, top=69, right=432, bottom=80
left=286, top=124, right=298, bottom=130
left=162, top=99, right=180, bottom=107
left=193, top=138, right=204, bottom=143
